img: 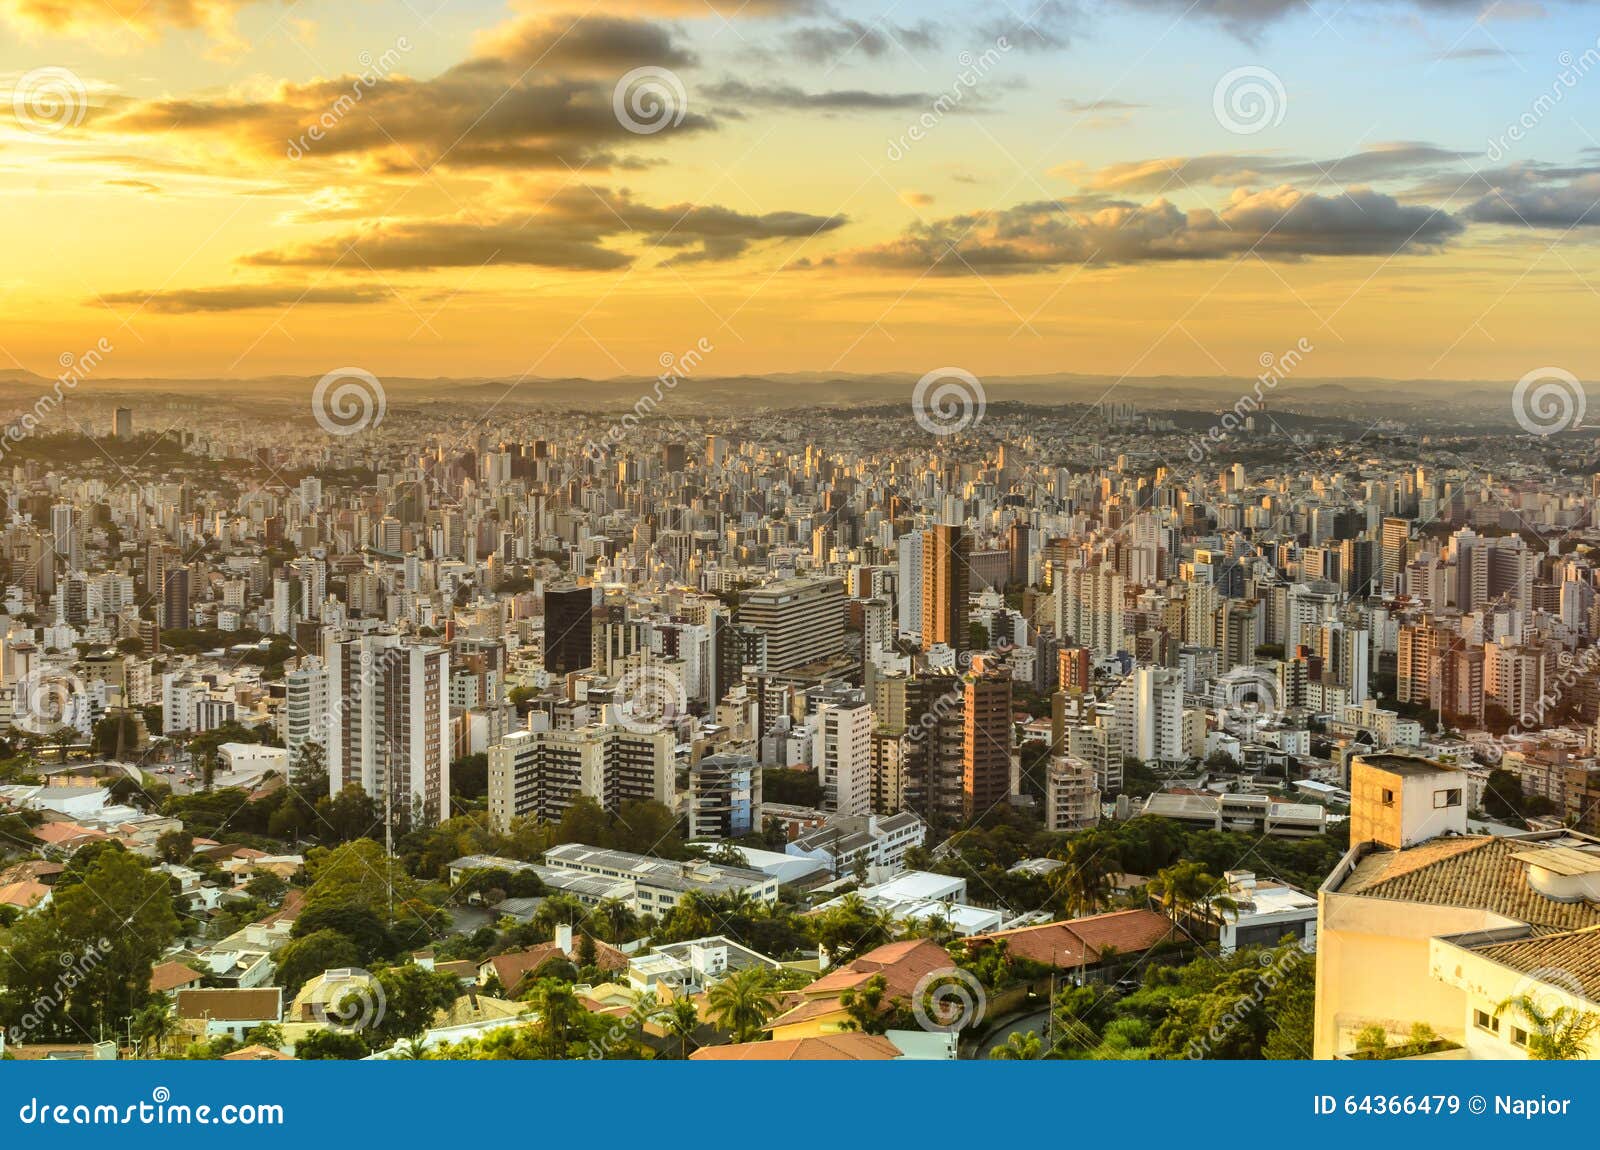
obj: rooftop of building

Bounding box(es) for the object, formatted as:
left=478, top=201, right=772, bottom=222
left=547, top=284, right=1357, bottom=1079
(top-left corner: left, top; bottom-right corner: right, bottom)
left=1356, top=753, right=1461, bottom=778
left=1335, top=832, right=1600, bottom=934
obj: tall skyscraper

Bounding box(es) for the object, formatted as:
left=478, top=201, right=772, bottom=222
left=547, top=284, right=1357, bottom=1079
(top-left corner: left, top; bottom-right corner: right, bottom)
left=543, top=584, right=596, bottom=675
left=161, top=566, right=190, bottom=630
left=962, top=662, right=1012, bottom=819
left=816, top=700, right=873, bottom=817
left=921, top=523, right=971, bottom=652
left=1381, top=517, right=1412, bottom=594
left=328, top=634, right=450, bottom=828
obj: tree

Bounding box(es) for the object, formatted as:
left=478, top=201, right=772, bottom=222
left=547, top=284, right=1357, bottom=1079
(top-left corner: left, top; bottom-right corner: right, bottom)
left=51, top=851, right=178, bottom=1018
left=131, top=1001, right=175, bottom=1058
left=809, top=893, right=895, bottom=965
left=706, top=967, right=783, bottom=1043
left=274, top=929, right=363, bottom=996
left=155, top=830, right=193, bottom=864
left=294, top=1029, right=371, bottom=1060
left=1050, top=835, right=1120, bottom=917
left=304, top=838, right=415, bottom=918
left=244, top=870, right=289, bottom=905
left=1147, top=861, right=1237, bottom=936
left=372, top=964, right=460, bottom=1045
left=838, top=974, right=912, bottom=1035
left=661, top=998, right=700, bottom=1059
left=592, top=898, right=638, bottom=943
left=243, top=1023, right=285, bottom=1049
left=522, top=979, right=600, bottom=1059
left=989, top=1029, right=1042, bottom=1060
left=1496, top=994, right=1600, bottom=1060
left=292, top=903, right=400, bottom=964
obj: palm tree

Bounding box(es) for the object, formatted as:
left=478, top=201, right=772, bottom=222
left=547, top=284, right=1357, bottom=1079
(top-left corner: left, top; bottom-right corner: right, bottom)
left=989, top=1029, right=1043, bottom=1060
left=1050, top=838, right=1119, bottom=917
left=391, top=1037, right=429, bottom=1060
left=1147, top=861, right=1237, bottom=938
left=132, top=1002, right=174, bottom=1058
left=594, top=898, right=637, bottom=942
left=706, top=967, right=783, bottom=1043
left=1496, top=994, right=1600, bottom=1060
left=662, top=998, right=700, bottom=1059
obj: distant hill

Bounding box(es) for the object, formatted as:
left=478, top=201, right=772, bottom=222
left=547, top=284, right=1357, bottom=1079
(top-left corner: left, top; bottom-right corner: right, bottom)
left=0, top=368, right=1545, bottom=425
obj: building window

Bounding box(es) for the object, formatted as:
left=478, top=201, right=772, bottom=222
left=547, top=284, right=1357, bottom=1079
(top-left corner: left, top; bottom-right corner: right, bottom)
left=1473, top=1009, right=1499, bottom=1033
left=1434, top=788, right=1461, bottom=809
left=1511, top=1026, right=1530, bottom=1047
left=1381, top=788, right=1395, bottom=806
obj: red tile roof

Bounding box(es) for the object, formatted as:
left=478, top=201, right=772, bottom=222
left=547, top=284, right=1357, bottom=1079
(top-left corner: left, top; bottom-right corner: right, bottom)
left=692, top=1033, right=900, bottom=1060
left=963, top=909, right=1176, bottom=967
left=478, top=937, right=628, bottom=995
left=149, top=961, right=205, bottom=994
left=804, top=938, right=955, bottom=1000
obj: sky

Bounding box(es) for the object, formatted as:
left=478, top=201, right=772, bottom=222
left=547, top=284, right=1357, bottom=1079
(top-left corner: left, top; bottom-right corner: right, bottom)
left=1, top=0, right=1598, bottom=384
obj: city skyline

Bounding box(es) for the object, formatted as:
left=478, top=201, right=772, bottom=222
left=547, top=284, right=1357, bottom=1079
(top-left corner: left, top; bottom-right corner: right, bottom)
left=2, top=0, right=1599, bottom=383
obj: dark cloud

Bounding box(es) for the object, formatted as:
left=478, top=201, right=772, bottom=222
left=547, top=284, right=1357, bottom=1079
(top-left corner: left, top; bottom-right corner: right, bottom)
left=849, top=185, right=1461, bottom=272
left=787, top=18, right=941, bottom=62
left=980, top=0, right=1079, bottom=51
left=1077, top=143, right=1474, bottom=193
left=1117, top=0, right=1497, bottom=34
left=243, top=186, right=846, bottom=271
left=704, top=79, right=927, bottom=111
left=101, top=284, right=394, bottom=312
left=95, top=13, right=713, bottom=171
left=1466, top=173, right=1600, bottom=228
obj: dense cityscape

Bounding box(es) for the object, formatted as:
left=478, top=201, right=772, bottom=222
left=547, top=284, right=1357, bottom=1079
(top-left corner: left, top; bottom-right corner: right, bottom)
left=1, top=0, right=1598, bottom=1087
left=0, top=378, right=1596, bottom=1063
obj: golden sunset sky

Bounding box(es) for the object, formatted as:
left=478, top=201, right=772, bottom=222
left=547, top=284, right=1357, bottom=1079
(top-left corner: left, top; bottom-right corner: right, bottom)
left=1, top=0, right=1596, bottom=383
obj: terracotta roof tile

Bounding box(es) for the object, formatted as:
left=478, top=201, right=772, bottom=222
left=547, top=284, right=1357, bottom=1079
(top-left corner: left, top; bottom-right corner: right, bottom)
left=1344, top=837, right=1600, bottom=933
left=691, top=1033, right=900, bottom=1060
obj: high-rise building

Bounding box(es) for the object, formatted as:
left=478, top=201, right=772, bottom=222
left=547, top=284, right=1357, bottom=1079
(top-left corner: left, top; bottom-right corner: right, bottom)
left=282, top=658, right=330, bottom=764
left=895, top=530, right=924, bottom=639
left=689, top=752, right=762, bottom=839
left=738, top=577, right=845, bottom=671
left=1044, top=753, right=1100, bottom=832
left=962, top=663, right=1012, bottom=819
left=160, top=566, right=190, bottom=630
left=1381, top=517, right=1412, bottom=594
left=544, top=584, right=596, bottom=675
left=816, top=701, right=873, bottom=817
left=113, top=407, right=133, bottom=439
left=328, top=634, right=450, bottom=827
left=921, top=524, right=971, bottom=652
left=486, top=722, right=674, bottom=832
